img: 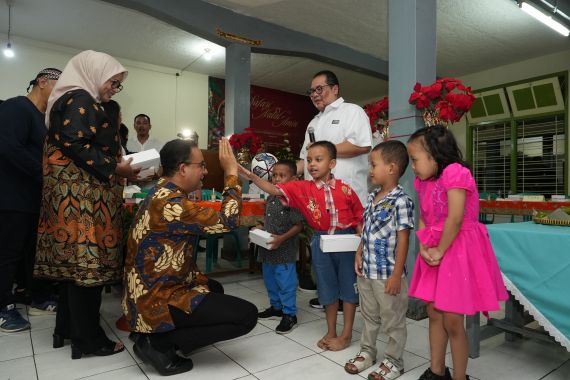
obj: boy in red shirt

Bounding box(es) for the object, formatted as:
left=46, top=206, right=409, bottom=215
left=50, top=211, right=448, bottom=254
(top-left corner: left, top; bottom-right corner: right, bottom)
left=240, top=141, right=363, bottom=351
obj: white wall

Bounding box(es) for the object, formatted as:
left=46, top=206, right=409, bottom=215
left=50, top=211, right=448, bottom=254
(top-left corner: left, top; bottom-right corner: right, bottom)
left=0, top=40, right=209, bottom=149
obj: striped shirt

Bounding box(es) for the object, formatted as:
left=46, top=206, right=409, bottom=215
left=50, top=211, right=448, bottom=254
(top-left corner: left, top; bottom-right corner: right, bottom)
left=361, top=185, right=414, bottom=280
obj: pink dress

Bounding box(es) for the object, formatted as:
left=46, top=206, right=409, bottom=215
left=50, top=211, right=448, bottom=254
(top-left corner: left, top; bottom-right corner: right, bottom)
left=408, top=163, right=508, bottom=315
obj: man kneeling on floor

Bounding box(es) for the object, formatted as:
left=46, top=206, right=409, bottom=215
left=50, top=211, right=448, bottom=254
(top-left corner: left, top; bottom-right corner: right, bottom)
left=123, top=137, right=257, bottom=376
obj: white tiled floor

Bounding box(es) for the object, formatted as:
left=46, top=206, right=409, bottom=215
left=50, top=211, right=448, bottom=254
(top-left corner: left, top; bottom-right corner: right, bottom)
left=1, top=274, right=569, bottom=380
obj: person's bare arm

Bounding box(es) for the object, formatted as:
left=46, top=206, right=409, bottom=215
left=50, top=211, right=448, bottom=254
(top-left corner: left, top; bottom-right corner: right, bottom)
left=335, top=140, right=370, bottom=158
left=238, top=165, right=282, bottom=196
left=426, top=188, right=466, bottom=264
left=268, top=222, right=303, bottom=250
left=296, top=160, right=304, bottom=177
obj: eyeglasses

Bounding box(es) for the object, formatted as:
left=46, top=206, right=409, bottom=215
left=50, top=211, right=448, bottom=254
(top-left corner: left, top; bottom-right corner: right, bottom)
left=306, top=84, right=333, bottom=96
left=181, top=160, right=207, bottom=170
left=110, top=80, right=123, bottom=92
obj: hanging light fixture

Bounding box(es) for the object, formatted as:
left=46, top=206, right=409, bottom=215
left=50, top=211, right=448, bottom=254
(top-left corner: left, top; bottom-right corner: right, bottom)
left=203, top=48, right=212, bottom=61
left=3, top=1, right=15, bottom=58
left=519, top=1, right=570, bottom=36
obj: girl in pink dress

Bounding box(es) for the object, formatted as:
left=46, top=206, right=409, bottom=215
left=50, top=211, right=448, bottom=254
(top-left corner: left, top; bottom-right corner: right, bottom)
left=407, top=125, right=507, bottom=380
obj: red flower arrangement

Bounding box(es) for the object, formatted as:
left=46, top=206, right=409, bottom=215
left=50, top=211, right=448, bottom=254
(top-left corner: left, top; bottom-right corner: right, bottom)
left=408, top=77, right=475, bottom=124
left=229, top=127, right=263, bottom=156
left=363, top=96, right=389, bottom=133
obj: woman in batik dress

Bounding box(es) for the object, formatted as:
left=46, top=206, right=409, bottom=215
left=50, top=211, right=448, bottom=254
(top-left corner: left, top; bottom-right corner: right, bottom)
left=34, top=50, right=137, bottom=359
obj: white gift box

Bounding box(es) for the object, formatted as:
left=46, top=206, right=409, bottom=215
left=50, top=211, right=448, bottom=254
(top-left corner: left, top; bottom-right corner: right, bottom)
left=249, top=229, right=273, bottom=249
left=319, top=234, right=360, bottom=253
left=124, top=149, right=160, bottom=171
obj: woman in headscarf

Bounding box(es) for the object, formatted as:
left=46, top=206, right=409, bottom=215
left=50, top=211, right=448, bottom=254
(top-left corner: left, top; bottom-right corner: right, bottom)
left=34, top=50, right=137, bottom=359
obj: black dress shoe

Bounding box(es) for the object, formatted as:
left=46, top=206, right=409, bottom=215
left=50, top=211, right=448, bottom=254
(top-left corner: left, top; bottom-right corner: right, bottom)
left=418, top=367, right=453, bottom=380
left=52, top=333, right=67, bottom=348
left=71, top=341, right=125, bottom=360
left=128, top=332, right=142, bottom=343
left=134, top=335, right=194, bottom=376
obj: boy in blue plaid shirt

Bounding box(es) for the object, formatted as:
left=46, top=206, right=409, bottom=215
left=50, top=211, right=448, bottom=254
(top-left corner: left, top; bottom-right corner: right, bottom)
left=345, top=140, right=414, bottom=380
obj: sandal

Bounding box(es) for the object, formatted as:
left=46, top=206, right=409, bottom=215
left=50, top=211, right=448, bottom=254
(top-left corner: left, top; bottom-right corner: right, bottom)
left=368, top=358, right=403, bottom=380
left=344, top=351, right=376, bottom=374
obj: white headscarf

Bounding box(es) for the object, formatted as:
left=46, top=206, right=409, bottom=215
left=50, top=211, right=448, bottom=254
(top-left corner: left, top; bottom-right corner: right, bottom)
left=45, top=50, right=128, bottom=126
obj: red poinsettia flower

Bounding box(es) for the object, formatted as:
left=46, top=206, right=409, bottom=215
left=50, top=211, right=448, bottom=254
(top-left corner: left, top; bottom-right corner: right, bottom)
left=425, top=82, right=443, bottom=100
left=437, top=77, right=463, bottom=92
left=229, top=128, right=263, bottom=155
left=409, top=77, right=475, bottom=124
left=363, top=96, right=389, bottom=131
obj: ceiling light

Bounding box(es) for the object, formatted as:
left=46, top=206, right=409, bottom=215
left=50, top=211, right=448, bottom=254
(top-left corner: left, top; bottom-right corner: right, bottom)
left=3, top=1, right=15, bottom=58
left=3, top=42, right=14, bottom=58
left=177, top=129, right=198, bottom=143
left=203, top=48, right=212, bottom=61
left=520, top=1, right=570, bottom=36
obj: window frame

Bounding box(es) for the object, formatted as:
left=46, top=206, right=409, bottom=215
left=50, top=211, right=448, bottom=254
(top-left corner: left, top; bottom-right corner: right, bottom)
left=466, top=71, right=568, bottom=197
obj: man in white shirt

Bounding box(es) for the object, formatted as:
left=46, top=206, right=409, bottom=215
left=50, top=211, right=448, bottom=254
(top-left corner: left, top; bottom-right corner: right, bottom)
left=127, top=114, right=163, bottom=190
left=298, top=70, right=372, bottom=205
left=297, top=70, right=372, bottom=307
left=127, top=114, right=163, bottom=153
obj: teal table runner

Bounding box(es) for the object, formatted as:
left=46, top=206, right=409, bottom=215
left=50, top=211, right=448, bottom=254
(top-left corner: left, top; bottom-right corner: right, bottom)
left=487, top=222, right=570, bottom=351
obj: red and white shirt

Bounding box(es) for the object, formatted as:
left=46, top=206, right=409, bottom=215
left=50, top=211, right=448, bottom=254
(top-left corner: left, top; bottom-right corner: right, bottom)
left=277, top=177, right=363, bottom=233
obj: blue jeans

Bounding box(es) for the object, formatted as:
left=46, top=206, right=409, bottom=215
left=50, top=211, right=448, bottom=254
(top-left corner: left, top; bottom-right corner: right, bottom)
left=262, top=262, right=297, bottom=316
left=311, top=229, right=358, bottom=306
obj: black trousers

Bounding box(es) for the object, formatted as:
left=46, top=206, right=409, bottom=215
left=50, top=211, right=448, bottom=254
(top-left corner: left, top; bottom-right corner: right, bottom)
left=149, top=279, right=258, bottom=354
left=0, top=210, right=52, bottom=308
left=55, top=282, right=111, bottom=352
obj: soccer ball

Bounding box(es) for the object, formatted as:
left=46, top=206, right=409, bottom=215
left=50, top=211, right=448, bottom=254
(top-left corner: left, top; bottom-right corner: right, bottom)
left=251, top=152, right=278, bottom=180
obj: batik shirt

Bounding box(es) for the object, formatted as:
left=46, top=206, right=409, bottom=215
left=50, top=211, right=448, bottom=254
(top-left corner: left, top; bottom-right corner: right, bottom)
left=277, top=177, right=363, bottom=233
left=361, top=185, right=414, bottom=280
left=123, top=175, right=242, bottom=333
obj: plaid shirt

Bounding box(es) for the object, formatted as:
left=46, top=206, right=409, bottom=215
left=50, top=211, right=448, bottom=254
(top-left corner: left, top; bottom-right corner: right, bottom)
left=361, top=185, right=414, bottom=280
left=314, top=176, right=338, bottom=234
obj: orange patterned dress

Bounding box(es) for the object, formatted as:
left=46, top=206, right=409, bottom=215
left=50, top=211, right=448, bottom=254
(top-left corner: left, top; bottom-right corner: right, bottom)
left=34, top=89, right=124, bottom=286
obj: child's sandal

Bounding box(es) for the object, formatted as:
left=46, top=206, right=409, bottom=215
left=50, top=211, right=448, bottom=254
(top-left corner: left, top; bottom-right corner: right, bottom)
left=344, top=351, right=376, bottom=374
left=367, top=358, right=403, bottom=380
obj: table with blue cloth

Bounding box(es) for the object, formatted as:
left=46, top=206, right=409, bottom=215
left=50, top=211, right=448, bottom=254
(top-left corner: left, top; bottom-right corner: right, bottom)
left=466, top=222, right=570, bottom=357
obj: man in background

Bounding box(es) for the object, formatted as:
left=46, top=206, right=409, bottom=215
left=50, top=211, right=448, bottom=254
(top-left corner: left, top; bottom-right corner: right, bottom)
left=0, top=68, right=61, bottom=332
left=127, top=113, right=163, bottom=153
left=127, top=113, right=163, bottom=191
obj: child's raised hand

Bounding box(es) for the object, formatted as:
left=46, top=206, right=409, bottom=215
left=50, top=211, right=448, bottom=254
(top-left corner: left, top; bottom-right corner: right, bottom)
left=237, top=164, right=252, bottom=179
left=384, top=274, right=401, bottom=295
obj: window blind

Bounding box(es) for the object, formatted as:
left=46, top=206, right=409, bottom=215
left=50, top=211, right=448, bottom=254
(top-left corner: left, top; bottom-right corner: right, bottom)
left=516, top=116, right=565, bottom=196
left=472, top=122, right=512, bottom=196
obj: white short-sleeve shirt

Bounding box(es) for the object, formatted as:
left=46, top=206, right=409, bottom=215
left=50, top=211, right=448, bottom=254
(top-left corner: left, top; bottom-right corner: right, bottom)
left=127, top=136, right=163, bottom=154
left=299, top=97, right=372, bottom=205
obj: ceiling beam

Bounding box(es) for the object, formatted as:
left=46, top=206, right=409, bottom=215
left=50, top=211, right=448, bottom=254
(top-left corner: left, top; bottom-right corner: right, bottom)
left=101, top=0, right=388, bottom=79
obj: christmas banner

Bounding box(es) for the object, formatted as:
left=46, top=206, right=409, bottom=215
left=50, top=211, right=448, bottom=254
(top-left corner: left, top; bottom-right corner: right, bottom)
left=208, top=77, right=315, bottom=158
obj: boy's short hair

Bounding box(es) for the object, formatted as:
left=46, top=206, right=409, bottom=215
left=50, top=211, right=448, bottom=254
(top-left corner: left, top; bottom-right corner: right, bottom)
left=372, top=140, right=409, bottom=177
left=274, top=160, right=297, bottom=176
left=308, top=141, right=337, bottom=160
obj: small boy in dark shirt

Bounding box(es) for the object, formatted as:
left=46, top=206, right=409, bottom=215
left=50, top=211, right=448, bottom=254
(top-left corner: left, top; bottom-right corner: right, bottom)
left=256, top=160, right=304, bottom=334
